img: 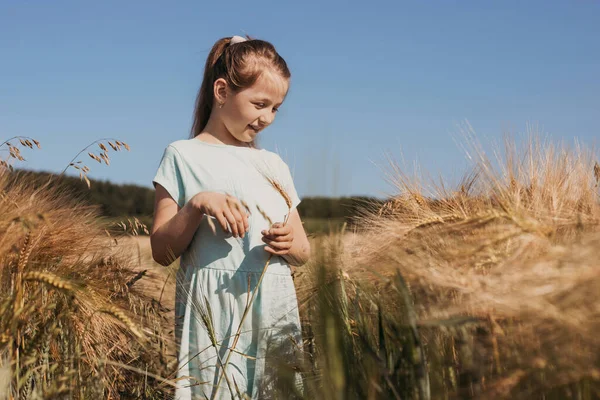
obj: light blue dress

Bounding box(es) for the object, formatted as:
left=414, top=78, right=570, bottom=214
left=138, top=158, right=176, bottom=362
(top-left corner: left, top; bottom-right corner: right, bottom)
left=152, top=138, right=303, bottom=399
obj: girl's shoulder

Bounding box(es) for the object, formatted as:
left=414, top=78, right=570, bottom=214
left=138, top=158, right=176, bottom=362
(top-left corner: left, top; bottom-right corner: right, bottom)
left=162, top=139, right=191, bottom=153
left=158, top=138, right=223, bottom=162
left=155, top=139, right=189, bottom=161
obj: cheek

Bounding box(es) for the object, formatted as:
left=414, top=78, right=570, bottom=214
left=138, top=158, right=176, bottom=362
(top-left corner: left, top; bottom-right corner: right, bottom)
left=233, top=102, right=258, bottom=122
left=224, top=105, right=247, bottom=128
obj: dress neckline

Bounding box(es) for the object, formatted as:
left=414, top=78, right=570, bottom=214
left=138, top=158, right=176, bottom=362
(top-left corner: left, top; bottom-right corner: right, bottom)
left=190, top=137, right=263, bottom=152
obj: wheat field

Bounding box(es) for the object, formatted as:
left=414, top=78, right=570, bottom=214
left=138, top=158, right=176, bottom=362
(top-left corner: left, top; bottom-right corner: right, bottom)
left=1, top=130, right=599, bottom=399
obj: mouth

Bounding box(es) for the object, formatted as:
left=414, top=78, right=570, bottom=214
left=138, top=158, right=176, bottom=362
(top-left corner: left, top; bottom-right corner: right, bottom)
left=248, top=125, right=260, bottom=133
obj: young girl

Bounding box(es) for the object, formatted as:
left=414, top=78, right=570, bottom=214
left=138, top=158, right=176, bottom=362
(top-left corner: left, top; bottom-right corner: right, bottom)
left=151, top=35, right=310, bottom=399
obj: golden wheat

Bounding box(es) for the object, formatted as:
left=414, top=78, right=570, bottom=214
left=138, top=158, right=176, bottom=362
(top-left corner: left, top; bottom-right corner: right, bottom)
left=347, top=130, right=600, bottom=396
left=0, top=139, right=175, bottom=398
left=22, top=271, right=74, bottom=292
left=98, top=305, right=144, bottom=339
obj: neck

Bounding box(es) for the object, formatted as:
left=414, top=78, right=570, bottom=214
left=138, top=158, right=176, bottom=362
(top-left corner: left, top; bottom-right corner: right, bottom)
left=198, top=114, right=247, bottom=147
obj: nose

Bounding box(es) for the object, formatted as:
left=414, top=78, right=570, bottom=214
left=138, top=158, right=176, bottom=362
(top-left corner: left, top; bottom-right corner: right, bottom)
left=259, top=110, right=275, bottom=127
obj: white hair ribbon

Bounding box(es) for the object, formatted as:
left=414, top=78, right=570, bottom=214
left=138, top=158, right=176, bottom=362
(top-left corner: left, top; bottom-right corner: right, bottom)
left=230, top=35, right=248, bottom=45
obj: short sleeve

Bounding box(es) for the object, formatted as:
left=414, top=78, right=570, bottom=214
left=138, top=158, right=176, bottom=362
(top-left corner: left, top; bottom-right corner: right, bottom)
left=152, top=145, right=187, bottom=208
left=277, top=156, right=301, bottom=210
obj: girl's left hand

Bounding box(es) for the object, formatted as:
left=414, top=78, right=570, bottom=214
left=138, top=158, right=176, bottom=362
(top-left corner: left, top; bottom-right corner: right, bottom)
left=261, top=222, right=293, bottom=255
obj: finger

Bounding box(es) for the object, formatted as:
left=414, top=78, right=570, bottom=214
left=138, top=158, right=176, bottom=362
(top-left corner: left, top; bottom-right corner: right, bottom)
left=233, top=208, right=246, bottom=238
left=227, top=197, right=250, bottom=233
left=262, top=225, right=292, bottom=237
left=262, top=233, right=293, bottom=243
left=236, top=207, right=248, bottom=237
left=222, top=207, right=239, bottom=237
left=238, top=203, right=249, bottom=232
left=262, top=237, right=292, bottom=250
left=264, top=245, right=289, bottom=256
left=239, top=200, right=250, bottom=232
left=228, top=201, right=246, bottom=237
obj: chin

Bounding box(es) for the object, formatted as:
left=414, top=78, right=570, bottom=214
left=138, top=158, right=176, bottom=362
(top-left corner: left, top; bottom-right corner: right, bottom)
left=239, top=131, right=257, bottom=143
left=235, top=136, right=254, bottom=143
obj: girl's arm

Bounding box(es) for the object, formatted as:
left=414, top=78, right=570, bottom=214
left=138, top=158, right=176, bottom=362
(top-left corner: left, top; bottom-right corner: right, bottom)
left=151, top=185, right=250, bottom=266
left=283, top=209, right=311, bottom=266
left=150, top=184, right=205, bottom=266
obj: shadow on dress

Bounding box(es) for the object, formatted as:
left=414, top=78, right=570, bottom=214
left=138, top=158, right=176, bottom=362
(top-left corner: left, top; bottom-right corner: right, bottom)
left=175, top=228, right=300, bottom=398
left=209, top=243, right=275, bottom=398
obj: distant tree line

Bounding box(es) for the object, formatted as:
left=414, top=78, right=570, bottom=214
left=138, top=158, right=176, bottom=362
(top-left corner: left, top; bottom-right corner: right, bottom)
left=4, top=169, right=386, bottom=228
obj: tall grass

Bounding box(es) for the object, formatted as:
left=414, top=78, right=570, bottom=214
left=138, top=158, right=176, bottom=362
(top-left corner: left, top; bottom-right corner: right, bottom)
left=284, top=127, right=600, bottom=399
left=0, top=139, right=176, bottom=398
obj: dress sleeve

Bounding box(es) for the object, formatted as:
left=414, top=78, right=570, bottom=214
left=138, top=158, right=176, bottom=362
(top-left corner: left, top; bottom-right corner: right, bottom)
left=152, top=145, right=187, bottom=208
left=277, top=156, right=301, bottom=210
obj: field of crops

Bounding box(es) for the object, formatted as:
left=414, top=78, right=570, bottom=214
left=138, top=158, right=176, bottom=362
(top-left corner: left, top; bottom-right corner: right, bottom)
left=1, top=133, right=599, bottom=399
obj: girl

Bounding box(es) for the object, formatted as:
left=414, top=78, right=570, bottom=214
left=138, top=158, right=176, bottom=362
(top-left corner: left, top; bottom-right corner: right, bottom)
left=151, top=35, right=310, bottom=399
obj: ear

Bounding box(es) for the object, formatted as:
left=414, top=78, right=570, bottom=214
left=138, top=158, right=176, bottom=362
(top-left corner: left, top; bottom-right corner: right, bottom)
left=213, top=78, right=228, bottom=105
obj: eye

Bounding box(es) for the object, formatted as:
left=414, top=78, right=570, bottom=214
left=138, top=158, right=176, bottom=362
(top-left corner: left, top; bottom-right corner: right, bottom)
left=254, top=102, right=279, bottom=112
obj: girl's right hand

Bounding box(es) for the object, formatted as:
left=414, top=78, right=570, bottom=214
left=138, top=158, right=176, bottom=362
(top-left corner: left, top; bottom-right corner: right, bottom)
left=191, top=192, right=249, bottom=238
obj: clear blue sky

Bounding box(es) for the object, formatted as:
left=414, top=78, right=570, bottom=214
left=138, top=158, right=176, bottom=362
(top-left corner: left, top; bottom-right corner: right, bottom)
left=1, top=0, right=598, bottom=198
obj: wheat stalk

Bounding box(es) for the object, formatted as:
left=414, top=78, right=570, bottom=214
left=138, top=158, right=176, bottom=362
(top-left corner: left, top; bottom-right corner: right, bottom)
left=0, top=136, right=41, bottom=172
left=59, top=138, right=130, bottom=189
left=22, top=271, right=75, bottom=292
left=11, top=231, right=32, bottom=394
left=13, top=232, right=32, bottom=312
left=98, top=305, right=144, bottom=339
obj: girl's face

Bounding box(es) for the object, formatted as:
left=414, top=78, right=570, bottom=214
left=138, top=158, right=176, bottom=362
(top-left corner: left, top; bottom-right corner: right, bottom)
left=219, top=70, right=289, bottom=143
